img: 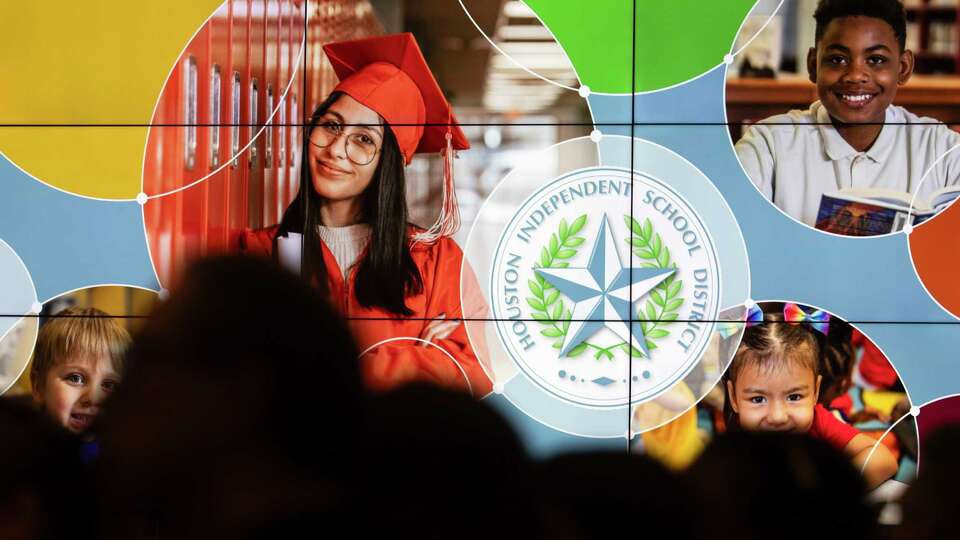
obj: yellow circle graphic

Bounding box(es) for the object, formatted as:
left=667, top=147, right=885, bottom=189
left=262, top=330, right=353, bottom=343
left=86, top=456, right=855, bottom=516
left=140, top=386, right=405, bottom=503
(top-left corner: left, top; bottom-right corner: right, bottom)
left=0, top=0, right=224, bottom=199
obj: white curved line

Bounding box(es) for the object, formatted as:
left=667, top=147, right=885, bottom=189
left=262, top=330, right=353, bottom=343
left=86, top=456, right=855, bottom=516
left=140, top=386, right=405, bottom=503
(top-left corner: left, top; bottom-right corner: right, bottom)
left=457, top=0, right=579, bottom=93
left=907, top=142, right=960, bottom=223
left=139, top=1, right=227, bottom=197
left=860, top=411, right=909, bottom=477
left=898, top=140, right=960, bottom=322
left=137, top=0, right=230, bottom=289
left=729, top=0, right=786, bottom=59
left=626, top=3, right=787, bottom=98
left=0, top=236, right=41, bottom=396
left=39, top=282, right=160, bottom=306
left=139, top=193, right=163, bottom=289
left=0, top=317, right=25, bottom=348
left=747, top=297, right=915, bottom=407
left=518, top=0, right=589, bottom=93
left=0, top=282, right=159, bottom=396
left=856, top=390, right=960, bottom=479
left=905, top=234, right=960, bottom=323
left=0, top=236, right=40, bottom=311
left=0, top=0, right=230, bottom=205
left=663, top=0, right=786, bottom=105
left=912, top=405, right=920, bottom=477
left=628, top=306, right=749, bottom=436
left=357, top=336, right=474, bottom=397
left=463, top=0, right=784, bottom=98
left=583, top=90, right=598, bottom=127
left=462, top=135, right=751, bottom=435
left=721, top=74, right=909, bottom=241
left=906, top=392, right=960, bottom=475
left=147, top=32, right=307, bottom=200
left=0, top=316, right=37, bottom=397
left=0, top=150, right=139, bottom=203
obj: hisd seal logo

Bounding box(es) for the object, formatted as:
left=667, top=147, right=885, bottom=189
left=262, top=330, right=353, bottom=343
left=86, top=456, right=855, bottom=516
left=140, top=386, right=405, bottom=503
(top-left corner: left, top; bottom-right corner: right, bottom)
left=490, top=168, right=721, bottom=408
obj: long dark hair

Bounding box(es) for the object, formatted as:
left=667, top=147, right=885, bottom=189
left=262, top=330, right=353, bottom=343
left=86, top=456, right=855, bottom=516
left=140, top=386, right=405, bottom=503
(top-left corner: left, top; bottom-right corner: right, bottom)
left=277, top=92, right=423, bottom=315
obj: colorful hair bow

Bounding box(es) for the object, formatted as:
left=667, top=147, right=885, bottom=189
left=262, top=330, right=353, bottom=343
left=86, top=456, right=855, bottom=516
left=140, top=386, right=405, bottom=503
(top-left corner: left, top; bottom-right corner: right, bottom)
left=716, top=303, right=764, bottom=339
left=783, top=303, right=831, bottom=335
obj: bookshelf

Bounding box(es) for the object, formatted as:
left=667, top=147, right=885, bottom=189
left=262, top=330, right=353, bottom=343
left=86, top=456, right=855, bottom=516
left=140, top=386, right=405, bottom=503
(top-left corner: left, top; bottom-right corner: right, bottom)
left=905, top=0, right=960, bottom=74
left=725, top=74, right=960, bottom=140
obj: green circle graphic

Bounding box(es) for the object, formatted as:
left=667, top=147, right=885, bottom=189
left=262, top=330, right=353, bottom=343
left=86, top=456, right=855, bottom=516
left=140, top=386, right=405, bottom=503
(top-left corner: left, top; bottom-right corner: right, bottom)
left=524, top=0, right=756, bottom=93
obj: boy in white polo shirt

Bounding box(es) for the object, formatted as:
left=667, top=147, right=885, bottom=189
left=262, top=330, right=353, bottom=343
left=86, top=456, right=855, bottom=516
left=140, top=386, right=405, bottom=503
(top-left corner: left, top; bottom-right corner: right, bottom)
left=735, top=0, right=960, bottom=227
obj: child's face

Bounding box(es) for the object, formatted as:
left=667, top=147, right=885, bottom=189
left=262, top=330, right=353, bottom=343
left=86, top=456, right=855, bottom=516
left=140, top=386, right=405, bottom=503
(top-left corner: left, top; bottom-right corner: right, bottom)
left=727, top=359, right=821, bottom=433
left=33, top=354, right=121, bottom=433
left=807, top=16, right=913, bottom=125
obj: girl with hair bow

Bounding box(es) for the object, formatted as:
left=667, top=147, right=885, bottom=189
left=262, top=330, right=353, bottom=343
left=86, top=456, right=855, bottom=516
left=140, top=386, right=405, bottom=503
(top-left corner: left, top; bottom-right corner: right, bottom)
left=722, top=302, right=899, bottom=489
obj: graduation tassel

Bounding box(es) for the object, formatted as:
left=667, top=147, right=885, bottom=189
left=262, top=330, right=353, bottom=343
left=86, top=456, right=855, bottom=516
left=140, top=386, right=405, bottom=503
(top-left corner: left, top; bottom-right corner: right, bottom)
left=413, top=129, right=460, bottom=245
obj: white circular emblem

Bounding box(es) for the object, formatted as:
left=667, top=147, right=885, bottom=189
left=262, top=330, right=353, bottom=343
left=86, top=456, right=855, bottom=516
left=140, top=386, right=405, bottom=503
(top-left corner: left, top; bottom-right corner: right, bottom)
left=490, top=168, right=721, bottom=408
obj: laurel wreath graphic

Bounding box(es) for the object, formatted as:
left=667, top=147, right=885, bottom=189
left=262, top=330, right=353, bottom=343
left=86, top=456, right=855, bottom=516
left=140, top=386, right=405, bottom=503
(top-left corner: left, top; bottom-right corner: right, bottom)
left=625, top=215, right=684, bottom=353
left=526, top=214, right=593, bottom=358
left=525, top=213, right=683, bottom=361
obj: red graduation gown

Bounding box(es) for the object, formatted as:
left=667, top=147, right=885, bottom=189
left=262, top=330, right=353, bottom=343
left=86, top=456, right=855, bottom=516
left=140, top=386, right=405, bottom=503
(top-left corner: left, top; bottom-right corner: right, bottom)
left=241, top=227, right=492, bottom=397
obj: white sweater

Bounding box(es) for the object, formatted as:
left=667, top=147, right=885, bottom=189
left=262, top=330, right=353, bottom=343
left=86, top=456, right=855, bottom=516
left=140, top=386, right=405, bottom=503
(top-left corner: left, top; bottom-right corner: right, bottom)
left=317, top=224, right=371, bottom=279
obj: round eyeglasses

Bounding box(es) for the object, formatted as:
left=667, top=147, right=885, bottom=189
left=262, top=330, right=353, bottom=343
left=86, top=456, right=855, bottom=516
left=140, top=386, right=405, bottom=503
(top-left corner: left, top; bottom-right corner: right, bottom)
left=309, top=121, right=381, bottom=166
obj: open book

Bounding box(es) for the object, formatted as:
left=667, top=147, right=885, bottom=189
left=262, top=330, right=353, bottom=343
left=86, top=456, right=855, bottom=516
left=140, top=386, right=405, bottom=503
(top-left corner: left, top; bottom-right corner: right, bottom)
left=815, top=187, right=960, bottom=236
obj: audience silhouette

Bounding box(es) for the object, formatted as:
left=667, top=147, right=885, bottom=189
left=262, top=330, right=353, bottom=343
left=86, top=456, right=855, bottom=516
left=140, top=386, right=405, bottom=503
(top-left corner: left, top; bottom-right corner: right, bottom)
left=0, top=255, right=949, bottom=539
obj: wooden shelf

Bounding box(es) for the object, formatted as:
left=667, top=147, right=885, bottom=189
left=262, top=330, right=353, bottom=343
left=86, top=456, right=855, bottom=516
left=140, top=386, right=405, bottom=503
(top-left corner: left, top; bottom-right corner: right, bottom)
left=906, top=0, right=960, bottom=74
left=909, top=6, right=958, bottom=19
left=725, top=74, right=960, bottom=139
left=724, top=1, right=960, bottom=140
left=726, top=74, right=960, bottom=106
left=916, top=51, right=959, bottom=59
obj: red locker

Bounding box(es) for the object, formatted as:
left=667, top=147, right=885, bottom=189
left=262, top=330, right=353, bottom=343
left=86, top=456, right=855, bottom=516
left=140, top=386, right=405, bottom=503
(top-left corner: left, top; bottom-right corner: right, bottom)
left=287, top=0, right=304, bottom=206
left=305, top=2, right=321, bottom=115
left=143, top=24, right=206, bottom=288
left=207, top=1, right=232, bottom=253
left=143, top=65, right=183, bottom=287
left=261, top=0, right=279, bottom=226
left=228, top=0, right=251, bottom=249
left=275, top=0, right=291, bottom=221
left=142, top=0, right=384, bottom=289
left=247, top=0, right=267, bottom=229
left=180, top=24, right=211, bottom=269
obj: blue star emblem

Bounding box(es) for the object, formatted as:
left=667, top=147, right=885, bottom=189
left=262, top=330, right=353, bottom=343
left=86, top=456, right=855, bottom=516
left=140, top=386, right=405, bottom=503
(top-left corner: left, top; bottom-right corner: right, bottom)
left=535, top=213, right=675, bottom=358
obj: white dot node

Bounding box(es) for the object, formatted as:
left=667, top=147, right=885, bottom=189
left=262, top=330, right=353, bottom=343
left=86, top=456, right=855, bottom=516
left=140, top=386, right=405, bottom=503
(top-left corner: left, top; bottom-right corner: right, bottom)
left=136, top=192, right=148, bottom=205
left=902, top=223, right=913, bottom=236
left=158, top=288, right=170, bottom=301
left=578, top=85, right=591, bottom=98
left=590, top=129, right=603, bottom=143
left=745, top=298, right=756, bottom=309
left=493, top=382, right=505, bottom=394
left=910, top=406, right=920, bottom=417
left=723, top=53, right=735, bottom=65
left=30, top=302, right=43, bottom=314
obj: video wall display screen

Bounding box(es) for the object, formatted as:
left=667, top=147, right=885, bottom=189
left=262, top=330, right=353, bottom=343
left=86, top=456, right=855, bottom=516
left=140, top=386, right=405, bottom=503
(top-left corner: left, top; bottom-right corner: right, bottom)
left=3, top=1, right=960, bottom=536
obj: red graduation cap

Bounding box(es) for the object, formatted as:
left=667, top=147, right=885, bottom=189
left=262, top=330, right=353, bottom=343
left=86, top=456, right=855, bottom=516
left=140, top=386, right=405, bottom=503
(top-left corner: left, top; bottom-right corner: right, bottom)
left=322, top=33, right=469, bottom=164
left=322, top=33, right=468, bottom=243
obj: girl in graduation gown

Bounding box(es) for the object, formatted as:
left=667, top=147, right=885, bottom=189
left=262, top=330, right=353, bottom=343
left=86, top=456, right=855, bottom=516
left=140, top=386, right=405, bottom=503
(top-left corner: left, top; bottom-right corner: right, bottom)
left=242, top=33, right=492, bottom=396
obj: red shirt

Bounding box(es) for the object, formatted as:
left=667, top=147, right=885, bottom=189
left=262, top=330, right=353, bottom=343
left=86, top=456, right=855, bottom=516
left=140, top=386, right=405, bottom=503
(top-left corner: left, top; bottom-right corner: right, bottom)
left=829, top=393, right=854, bottom=419
left=242, top=227, right=493, bottom=397
left=852, top=329, right=898, bottom=389
left=809, top=404, right=860, bottom=451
